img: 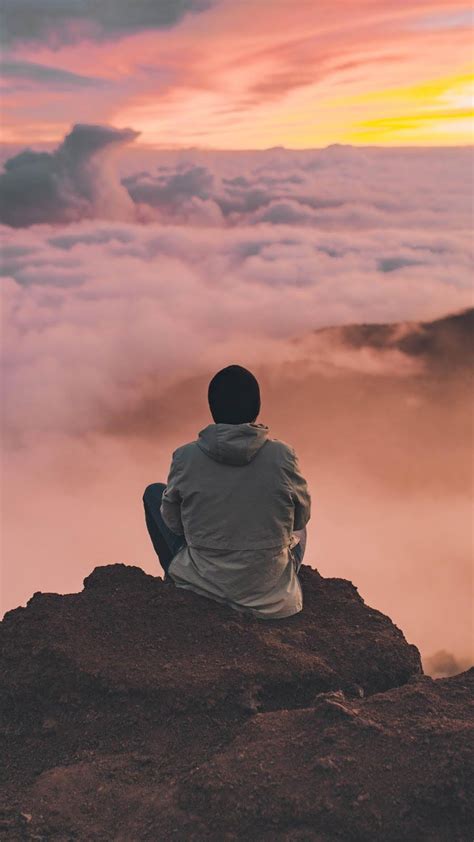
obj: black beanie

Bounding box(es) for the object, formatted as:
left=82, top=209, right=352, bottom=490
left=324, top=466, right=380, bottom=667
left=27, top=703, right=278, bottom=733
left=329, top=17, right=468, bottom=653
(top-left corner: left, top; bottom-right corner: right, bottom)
left=208, top=365, right=261, bottom=424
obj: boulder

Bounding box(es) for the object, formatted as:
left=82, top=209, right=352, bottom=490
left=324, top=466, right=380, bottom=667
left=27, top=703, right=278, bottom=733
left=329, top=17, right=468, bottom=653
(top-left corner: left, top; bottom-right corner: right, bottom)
left=1, top=564, right=421, bottom=722
left=1, top=563, right=471, bottom=840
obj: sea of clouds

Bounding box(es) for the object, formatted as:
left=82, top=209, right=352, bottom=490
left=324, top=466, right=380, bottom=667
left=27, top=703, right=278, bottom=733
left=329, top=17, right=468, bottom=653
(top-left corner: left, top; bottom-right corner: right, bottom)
left=1, top=125, right=472, bottom=673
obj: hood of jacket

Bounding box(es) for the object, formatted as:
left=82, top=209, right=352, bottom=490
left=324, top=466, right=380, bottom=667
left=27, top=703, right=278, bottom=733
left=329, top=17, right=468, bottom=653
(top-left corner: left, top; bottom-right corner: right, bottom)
left=197, top=422, right=269, bottom=466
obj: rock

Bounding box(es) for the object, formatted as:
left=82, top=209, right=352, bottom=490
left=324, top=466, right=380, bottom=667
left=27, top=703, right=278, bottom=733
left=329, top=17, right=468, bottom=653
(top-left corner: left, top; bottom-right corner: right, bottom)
left=1, top=562, right=471, bottom=840
left=1, top=564, right=421, bottom=723
left=173, top=670, right=474, bottom=841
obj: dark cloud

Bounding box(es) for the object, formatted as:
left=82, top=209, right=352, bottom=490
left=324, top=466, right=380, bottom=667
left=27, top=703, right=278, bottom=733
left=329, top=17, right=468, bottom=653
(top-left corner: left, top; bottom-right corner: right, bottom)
left=1, top=0, right=215, bottom=45
left=248, top=200, right=316, bottom=225
left=0, top=124, right=139, bottom=227
left=377, top=256, right=424, bottom=273
left=124, top=165, right=214, bottom=209
left=0, top=60, right=107, bottom=90
left=48, top=228, right=135, bottom=250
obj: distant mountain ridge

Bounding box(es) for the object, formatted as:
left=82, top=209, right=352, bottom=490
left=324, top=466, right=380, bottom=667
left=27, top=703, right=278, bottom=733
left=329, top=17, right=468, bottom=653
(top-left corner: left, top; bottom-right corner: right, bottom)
left=312, top=307, right=474, bottom=372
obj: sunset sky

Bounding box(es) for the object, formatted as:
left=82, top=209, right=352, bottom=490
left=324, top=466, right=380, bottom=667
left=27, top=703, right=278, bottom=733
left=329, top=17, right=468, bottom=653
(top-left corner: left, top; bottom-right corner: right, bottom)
left=1, top=0, right=473, bottom=148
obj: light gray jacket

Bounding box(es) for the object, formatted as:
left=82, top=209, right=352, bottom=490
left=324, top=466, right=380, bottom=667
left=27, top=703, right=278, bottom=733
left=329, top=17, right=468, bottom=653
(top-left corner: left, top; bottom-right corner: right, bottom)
left=161, top=422, right=311, bottom=619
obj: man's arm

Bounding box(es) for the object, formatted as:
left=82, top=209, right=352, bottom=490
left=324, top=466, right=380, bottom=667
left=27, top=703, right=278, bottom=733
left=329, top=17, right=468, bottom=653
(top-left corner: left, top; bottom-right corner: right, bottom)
left=286, top=447, right=311, bottom=531
left=160, top=450, right=185, bottom=535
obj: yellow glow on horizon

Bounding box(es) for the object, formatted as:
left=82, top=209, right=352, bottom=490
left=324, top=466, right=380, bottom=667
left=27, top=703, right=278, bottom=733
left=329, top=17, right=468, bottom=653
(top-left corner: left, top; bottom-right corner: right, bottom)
left=113, top=65, right=473, bottom=149
left=340, top=70, right=473, bottom=144
left=3, top=63, right=473, bottom=150
left=336, top=70, right=473, bottom=106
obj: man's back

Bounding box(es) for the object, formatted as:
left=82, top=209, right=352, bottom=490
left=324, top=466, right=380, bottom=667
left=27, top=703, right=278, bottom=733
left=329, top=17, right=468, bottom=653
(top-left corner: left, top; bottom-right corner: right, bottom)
left=160, top=422, right=311, bottom=619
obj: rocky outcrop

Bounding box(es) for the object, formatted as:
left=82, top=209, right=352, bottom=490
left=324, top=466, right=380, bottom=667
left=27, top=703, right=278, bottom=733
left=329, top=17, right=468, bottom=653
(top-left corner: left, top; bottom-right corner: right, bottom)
left=1, top=563, right=472, bottom=841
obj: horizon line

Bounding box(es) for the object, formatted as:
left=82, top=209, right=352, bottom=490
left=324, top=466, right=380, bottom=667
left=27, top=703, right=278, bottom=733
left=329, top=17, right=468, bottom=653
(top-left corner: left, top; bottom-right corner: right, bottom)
left=0, top=140, right=473, bottom=154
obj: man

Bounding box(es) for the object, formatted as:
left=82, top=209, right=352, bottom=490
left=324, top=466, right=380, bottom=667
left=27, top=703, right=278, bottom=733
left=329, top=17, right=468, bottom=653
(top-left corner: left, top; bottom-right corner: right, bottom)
left=143, top=364, right=311, bottom=619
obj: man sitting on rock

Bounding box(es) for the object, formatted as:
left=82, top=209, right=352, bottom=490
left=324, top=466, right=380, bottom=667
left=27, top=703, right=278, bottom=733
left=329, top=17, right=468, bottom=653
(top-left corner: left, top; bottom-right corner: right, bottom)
left=142, top=365, right=311, bottom=619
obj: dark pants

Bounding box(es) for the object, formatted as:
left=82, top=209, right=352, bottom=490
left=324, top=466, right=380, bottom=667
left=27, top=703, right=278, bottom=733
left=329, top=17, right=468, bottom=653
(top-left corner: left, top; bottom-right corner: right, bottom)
left=143, top=481, right=306, bottom=576
left=143, top=482, right=185, bottom=575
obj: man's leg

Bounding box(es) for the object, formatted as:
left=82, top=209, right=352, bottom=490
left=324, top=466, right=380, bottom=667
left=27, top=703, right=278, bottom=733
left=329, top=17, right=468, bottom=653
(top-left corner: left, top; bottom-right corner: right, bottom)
left=143, top=483, right=185, bottom=575
left=291, top=527, right=307, bottom=574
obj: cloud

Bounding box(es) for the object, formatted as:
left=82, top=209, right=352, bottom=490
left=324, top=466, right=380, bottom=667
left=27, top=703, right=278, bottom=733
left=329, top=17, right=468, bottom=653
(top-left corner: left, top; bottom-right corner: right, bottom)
left=423, top=650, right=473, bottom=678
left=247, top=200, right=318, bottom=225
left=1, top=0, right=215, bottom=45
left=409, top=9, right=473, bottom=32
left=377, top=256, right=425, bottom=273
left=123, top=165, right=223, bottom=225
left=3, top=127, right=473, bottom=235
left=0, top=124, right=139, bottom=227
left=124, top=165, right=214, bottom=206
left=0, top=60, right=108, bottom=90
left=119, top=143, right=473, bottom=232
left=1, top=209, right=472, bottom=442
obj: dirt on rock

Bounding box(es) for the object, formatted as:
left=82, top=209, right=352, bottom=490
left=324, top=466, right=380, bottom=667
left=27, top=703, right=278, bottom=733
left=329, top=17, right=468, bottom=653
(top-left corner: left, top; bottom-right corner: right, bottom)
left=1, top=563, right=472, bottom=840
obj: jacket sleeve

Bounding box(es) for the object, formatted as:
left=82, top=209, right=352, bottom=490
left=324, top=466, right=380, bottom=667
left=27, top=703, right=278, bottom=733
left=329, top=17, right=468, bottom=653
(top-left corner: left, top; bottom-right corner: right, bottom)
left=286, top=447, right=311, bottom=531
left=160, top=449, right=185, bottom=536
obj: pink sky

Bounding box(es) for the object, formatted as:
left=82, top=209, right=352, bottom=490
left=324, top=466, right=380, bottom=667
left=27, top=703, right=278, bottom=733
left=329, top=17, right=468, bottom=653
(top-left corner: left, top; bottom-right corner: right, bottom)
left=1, top=0, right=472, bottom=147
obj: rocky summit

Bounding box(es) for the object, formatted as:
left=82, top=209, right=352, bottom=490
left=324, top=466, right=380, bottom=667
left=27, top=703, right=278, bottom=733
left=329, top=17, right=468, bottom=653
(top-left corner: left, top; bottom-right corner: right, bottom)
left=1, top=563, right=472, bottom=841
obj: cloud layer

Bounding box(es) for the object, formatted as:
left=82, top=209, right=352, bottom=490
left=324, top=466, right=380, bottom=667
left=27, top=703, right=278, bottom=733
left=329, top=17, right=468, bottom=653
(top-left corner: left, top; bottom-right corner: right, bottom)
left=1, top=125, right=473, bottom=234
left=1, top=130, right=472, bottom=445
left=1, top=133, right=473, bottom=671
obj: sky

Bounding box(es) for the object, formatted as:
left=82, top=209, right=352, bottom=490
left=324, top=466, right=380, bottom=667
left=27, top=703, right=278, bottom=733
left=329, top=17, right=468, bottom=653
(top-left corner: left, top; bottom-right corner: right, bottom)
left=0, top=0, right=473, bottom=148
left=0, top=1, right=473, bottom=675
